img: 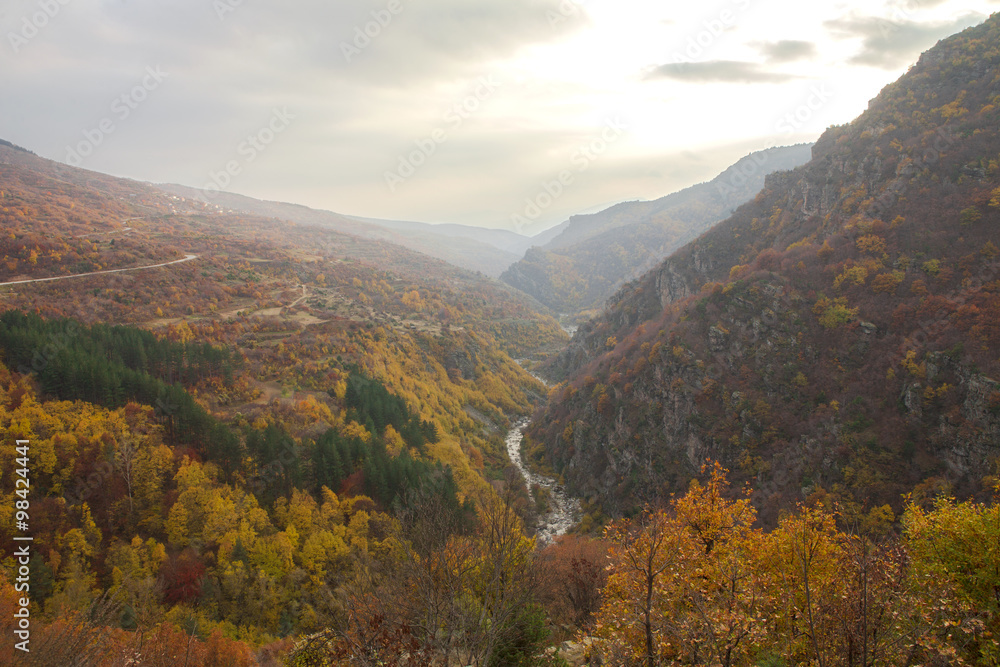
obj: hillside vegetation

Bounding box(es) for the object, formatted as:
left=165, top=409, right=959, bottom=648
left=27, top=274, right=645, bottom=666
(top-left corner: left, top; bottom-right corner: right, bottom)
left=0, top=143, right=573, bottom=661
left=531, top=15, right=1000, bottom=524
left=2, top=15, right=1000, bottom=665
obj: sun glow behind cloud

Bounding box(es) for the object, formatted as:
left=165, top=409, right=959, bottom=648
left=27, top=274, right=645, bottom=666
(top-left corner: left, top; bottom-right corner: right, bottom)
left=0, top=0, right=996, bottom=231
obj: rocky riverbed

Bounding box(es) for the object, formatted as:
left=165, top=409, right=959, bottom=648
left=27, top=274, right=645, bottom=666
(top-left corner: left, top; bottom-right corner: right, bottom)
left=505, top=419, right=582, bottom=545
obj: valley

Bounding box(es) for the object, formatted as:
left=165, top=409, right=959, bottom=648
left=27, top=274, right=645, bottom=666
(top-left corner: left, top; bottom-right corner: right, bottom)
left=0, top=9, right=999, bottom=666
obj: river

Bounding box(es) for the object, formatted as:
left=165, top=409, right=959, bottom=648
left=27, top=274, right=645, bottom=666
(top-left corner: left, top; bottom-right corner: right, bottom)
left=505, top=419, right=582, bottom=546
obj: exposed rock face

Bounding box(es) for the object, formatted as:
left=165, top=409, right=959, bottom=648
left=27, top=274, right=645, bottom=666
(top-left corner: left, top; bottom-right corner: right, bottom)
left=549, top=637, right=602, bottom=666
left=542, top=271, right=999, bottom=521
left=656, top=259, right=695, bottom=308
left=447, top=347, right=477, bottom=381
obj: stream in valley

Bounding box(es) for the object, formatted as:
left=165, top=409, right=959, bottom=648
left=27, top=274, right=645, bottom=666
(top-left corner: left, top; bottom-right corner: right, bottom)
left=505, top=419, right=582, bottom=545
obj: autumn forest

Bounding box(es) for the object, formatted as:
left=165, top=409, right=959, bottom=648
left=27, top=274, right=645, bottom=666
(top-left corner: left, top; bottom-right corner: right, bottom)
left=1, top=10, right=1000, bottom=667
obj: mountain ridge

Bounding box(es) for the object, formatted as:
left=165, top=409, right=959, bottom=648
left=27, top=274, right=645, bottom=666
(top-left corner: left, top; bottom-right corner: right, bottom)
left=501, top=144, right=814, bottom=318
left=528, top=14, right=1000, bottom=522
left=155, top=183, right=527, bottom=278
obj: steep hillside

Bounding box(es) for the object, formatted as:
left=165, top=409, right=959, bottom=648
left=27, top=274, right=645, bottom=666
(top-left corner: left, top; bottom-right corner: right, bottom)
left=531, top=15, right=1000, bottom=522
left=501, top=145, right=813, bottom=318
left=0, top=143, right=568, bottom=490
left=158, top=184, right=527, bottom=277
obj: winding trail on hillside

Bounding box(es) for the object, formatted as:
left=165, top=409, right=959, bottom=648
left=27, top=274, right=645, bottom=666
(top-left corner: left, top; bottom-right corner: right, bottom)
left=74, top=218, right=142, bottom=238
left=287, top=284, right=308, bottom=308
left=75, top=226, right=133, bottom=239
left=0, top=254, right=199, bottom=287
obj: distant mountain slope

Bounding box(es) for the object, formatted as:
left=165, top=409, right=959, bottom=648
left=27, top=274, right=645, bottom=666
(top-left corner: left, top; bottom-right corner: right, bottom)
left=500, top=144, right=813, bottom=317
left=526, top=219, right=570, bottom=248
left=529, top=15, right=1000, bottom=521
left=0, top=139, right=33, bottom=154
left=0, top=139, right=570, bottom=508
left=0, top=138, right=578, bottom=653
left=347, top=215, right=537, bottom=256
left=0, top=143, right=565, bottom=356
left=157, top=184, right=526, bottom=277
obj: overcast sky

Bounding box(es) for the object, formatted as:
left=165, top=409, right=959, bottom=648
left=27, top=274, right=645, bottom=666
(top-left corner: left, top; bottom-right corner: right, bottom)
left=1, top=0, right=997, bottom=234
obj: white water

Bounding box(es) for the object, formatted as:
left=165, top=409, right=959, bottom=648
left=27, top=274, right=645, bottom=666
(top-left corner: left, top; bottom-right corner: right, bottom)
left=505, top=419, right=582, bottom=546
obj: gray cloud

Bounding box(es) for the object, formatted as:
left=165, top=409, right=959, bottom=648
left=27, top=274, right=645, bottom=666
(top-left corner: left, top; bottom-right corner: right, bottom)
left=0, top=0, right=585, bottom=87
left=0, top=0, right=994, bottom=230
left=646, top=61, right=797, bottom=84
left=757, top=40, right=818, bottom=63
left=0, top=0, right=587, bottom=215
left=824, top=13, right=985, bottom=68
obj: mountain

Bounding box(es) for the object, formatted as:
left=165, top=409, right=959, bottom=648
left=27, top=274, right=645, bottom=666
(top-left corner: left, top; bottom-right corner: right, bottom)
left=5, top=16, right=1000, bottom=665
left=0, top=136, right=585, bottom=662
left=528, top=15, right=1000, bottom=522
left=500, top=144, right=813, bottom=319
left=3, top=142, right=565, bottom=348
left=157, top=183, right=531, bottom=277
left=526, top=219, right=570, bottom=248
left=346, top=215, right=539, bottom=256
left=0, top=141, right=566, bottom=480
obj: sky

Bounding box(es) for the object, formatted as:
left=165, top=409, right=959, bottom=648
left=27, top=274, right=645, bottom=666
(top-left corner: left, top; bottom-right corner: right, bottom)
left=1, top=0, right=998, bottom=235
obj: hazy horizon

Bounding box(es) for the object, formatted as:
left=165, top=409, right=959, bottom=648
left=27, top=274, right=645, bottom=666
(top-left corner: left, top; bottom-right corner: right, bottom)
left=3, top=0, right=998, bottom=232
